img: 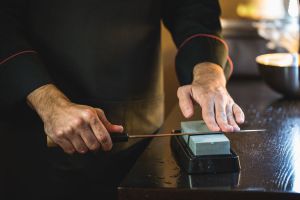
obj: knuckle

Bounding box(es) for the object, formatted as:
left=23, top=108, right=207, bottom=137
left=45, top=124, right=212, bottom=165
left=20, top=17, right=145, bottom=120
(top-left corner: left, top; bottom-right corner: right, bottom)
left=82, top=108, right=96, bottom=120
left=72, top=117, right=84, bottom=127
left=97, top=108, right=104, bottom=115
left=64, top=126, right=73, bottom=134
left=55, top=127, right=74, bottom=139
left=54, top=130, right=65, bottom=138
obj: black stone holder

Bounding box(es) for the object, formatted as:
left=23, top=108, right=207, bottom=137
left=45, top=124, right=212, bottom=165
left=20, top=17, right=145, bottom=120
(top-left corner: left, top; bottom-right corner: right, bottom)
left=171, top=135, right=241, bottom=174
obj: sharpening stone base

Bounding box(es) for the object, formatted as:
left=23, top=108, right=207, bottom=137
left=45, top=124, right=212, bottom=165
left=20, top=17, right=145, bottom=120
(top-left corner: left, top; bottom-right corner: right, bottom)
left=180, top=120, right=231, bottom=156
left=171, top=135, right=241, bottom=174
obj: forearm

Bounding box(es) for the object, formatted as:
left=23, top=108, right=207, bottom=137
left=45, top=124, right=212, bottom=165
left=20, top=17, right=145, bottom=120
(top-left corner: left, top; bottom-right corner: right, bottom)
left=193, top=62, right=226, bottom=87
left=26, top=84, right=71, bottom=121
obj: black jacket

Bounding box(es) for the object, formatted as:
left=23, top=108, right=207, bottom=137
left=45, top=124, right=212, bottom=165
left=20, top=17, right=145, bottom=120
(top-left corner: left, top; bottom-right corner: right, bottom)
left=0, top=0, right=231, bottom=138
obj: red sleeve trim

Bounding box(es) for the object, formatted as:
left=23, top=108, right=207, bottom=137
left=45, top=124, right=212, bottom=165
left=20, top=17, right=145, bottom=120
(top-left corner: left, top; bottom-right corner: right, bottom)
left=179, top=34, right=233, bottom=77
left=0, top=50, right=37, bottom=66
left=227, top=56, right=233, bottom=77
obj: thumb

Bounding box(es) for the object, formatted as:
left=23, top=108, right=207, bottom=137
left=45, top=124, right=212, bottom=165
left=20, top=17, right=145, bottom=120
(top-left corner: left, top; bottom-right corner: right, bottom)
left=95, top=108, right=124, bottom=133
left=177, top=85, right=194, bottom=118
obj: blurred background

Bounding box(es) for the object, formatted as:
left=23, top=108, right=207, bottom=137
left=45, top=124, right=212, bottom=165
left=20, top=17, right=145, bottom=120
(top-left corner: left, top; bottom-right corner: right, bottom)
left=162, top=0, right=300, bottom=117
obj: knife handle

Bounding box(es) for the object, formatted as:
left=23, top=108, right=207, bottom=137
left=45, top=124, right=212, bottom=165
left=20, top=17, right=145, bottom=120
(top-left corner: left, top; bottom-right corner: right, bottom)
left=47, top=132, right=129, bottom=147
left=110, top=132, right=129, bottom=143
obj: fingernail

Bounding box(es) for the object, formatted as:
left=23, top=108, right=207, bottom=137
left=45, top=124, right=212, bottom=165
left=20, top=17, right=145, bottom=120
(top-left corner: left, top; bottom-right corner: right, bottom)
left=79, top=149, right=87, bottom=154
left=234, top=126, right=240, bottom=131
left=113, top=125, right=124, bottom=132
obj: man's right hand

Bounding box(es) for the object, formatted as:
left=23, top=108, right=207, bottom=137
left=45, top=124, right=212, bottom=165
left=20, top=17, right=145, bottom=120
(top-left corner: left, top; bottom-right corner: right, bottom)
left=27, top=84, right=123, bottom=154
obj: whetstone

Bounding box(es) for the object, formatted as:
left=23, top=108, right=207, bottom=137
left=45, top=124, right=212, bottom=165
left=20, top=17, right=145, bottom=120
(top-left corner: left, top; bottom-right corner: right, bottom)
left=180, top=120, right=231, bottom=156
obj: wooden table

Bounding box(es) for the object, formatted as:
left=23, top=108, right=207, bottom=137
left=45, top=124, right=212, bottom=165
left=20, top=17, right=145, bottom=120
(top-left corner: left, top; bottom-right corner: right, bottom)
left=118, top=79, right=300, bottom=200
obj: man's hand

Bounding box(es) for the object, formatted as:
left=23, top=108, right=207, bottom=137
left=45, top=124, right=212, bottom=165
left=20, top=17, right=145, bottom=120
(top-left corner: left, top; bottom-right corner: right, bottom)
left=27, top=84, right=123, bottom=154
left=177, top=62, right=245, bottom=132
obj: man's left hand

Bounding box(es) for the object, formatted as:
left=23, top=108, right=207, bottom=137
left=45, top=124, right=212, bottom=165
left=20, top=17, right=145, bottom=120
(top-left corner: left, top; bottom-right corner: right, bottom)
left=177, top=62, right=245, bottom=132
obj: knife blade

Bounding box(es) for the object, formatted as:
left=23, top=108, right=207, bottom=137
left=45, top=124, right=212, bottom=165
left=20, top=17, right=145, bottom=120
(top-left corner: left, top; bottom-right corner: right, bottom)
left=47, top=129, right=266, bottom=147
left=109, top=129, right=266, bottom=143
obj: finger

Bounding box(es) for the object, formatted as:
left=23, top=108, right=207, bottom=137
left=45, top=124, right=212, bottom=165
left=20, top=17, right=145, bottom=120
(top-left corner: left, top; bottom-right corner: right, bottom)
left=215, top=100, right=234, bottom=132
left=89, top=115, right=112, bottom=151
left=52, top=137, right=75, bottom=154
left=177, top=86, right=194, bottom=118
left=201, top=101, right=220, bottom=131
left=96, top=109, right=123, bottom=133
left=233, top=104, right=245, bottom=124
left=66, top=132, right=89, bottom=154
left=78, top=125, right=100, bottom=151
left=226, top=104, right=240, bottom=131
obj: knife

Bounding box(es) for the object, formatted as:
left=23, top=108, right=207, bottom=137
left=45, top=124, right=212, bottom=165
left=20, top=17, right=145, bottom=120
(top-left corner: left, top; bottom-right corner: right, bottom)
left=47, top=129, right=266, bottom=147
left=108, top=129, right=266, bottom=142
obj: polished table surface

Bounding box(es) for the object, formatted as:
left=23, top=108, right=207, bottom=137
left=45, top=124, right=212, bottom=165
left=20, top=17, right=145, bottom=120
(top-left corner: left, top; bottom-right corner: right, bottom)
left=118, top=79, right=300, bottom=200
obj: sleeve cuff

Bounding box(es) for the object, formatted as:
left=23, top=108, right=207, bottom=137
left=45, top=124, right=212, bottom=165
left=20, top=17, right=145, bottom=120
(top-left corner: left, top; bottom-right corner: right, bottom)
left=175, top=34, right=233, bottom=85
left=0, top=51, right=52, bottom=108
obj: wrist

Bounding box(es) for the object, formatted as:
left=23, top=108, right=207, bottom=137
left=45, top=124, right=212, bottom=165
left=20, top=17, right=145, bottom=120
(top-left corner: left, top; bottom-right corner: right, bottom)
left=27, top=84, right=71, bottom=121
left=192, top=62, right=226, bottom=87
